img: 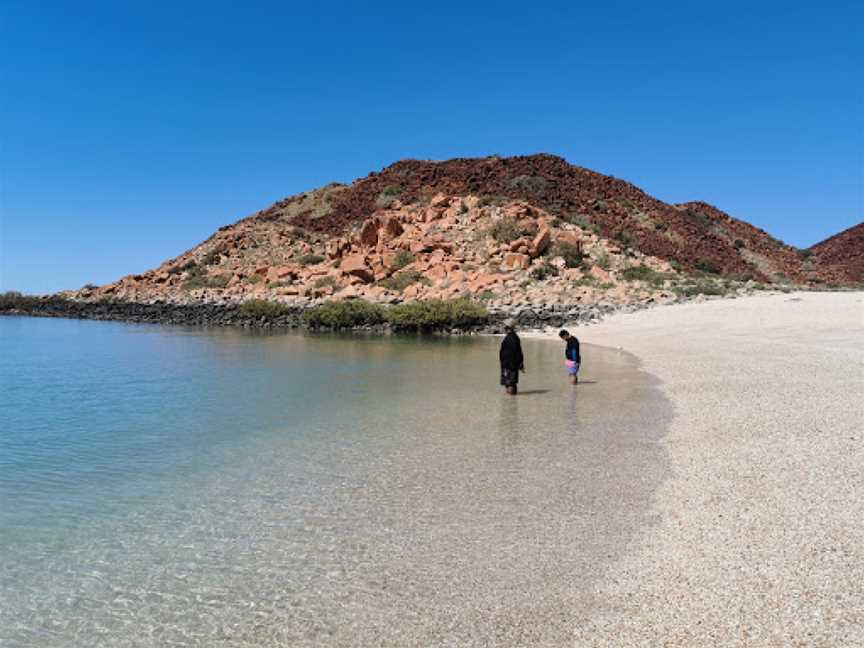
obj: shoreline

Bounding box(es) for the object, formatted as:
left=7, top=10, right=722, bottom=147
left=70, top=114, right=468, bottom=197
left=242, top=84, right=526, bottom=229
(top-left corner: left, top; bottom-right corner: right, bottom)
left=530, top=291, right=864, bottom=645
left=0, top=288, right=837, bottom=334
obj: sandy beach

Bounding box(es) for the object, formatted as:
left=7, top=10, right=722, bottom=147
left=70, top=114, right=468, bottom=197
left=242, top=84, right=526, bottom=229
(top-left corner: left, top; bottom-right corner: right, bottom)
left=543, top=291, right=864, bottom=646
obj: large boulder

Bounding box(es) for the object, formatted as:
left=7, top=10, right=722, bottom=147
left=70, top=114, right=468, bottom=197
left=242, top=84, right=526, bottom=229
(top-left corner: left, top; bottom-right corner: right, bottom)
left=341, top=253, right=374, bottom=283
left=502, top=253, right=531, bottom=270
left=380, top=214, right=404, bottom=240
left=358, top=219, right=379, bottom=248
left=530, top=226, right=551, bottom=257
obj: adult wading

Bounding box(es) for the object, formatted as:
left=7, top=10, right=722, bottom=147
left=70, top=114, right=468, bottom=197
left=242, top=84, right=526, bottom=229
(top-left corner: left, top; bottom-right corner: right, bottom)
left=499, top=321, right=524, bottom=395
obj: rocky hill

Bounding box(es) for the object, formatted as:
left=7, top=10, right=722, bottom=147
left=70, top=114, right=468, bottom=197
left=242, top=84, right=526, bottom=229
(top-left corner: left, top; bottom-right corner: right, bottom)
left=807, top=223, right=864, bottom=284
left=71, top=155, right=860, bottom=317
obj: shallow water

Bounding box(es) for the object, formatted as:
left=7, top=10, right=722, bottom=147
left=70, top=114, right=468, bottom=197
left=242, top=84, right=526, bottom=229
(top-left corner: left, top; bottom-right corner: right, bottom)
left=0, top=316, right=671, bottom=646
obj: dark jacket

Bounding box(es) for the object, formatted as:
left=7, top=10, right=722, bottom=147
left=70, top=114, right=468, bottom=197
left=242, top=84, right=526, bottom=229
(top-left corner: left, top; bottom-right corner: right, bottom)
left=499, top=332, right=524, bottom=371
left=564, top=337, right=581, bottom=363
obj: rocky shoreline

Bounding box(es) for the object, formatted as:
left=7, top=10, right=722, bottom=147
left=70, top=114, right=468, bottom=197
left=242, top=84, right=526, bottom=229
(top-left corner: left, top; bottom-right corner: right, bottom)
left=0, top=295, right=662, bottom=334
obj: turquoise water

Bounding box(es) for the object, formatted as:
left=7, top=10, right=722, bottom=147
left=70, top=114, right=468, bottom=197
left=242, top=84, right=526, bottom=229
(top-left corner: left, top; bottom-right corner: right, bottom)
left=0, top=316, right=670, bottom=646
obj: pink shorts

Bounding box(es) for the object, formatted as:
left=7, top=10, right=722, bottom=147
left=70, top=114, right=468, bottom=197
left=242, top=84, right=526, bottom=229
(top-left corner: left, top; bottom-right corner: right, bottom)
left=565, top=360, right=580, bottom=375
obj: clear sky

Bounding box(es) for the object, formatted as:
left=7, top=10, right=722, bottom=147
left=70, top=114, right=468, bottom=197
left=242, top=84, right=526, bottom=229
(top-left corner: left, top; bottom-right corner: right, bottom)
left=1, top=1, right=861, bottom=293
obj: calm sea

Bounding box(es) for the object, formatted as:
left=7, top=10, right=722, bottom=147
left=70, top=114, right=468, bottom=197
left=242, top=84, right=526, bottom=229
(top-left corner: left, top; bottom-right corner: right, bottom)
left=0, top=316, right=670, bottom=646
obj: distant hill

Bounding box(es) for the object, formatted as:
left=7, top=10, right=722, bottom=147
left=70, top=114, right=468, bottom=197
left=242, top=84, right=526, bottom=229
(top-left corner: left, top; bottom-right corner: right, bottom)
left=72, top=154, right=861, bottom=309
left=808, top=223, right=864, bottom=284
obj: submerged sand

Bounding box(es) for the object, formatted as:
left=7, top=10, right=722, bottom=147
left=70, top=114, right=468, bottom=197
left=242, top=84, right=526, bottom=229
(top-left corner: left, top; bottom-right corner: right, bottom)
left=548, top=291, right=864, bottom=646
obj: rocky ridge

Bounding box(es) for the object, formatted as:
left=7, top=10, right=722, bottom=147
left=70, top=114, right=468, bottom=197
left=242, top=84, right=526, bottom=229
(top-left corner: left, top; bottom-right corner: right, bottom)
left=61, top=155, right=860, bottom=326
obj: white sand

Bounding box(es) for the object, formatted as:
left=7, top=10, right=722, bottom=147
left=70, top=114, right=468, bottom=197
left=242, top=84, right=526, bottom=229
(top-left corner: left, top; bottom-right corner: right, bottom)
left=539, top=292, right=864, bottom=646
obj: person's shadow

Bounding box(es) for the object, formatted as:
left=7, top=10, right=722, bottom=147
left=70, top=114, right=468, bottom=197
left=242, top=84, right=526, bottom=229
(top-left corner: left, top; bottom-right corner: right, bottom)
left=517, top=389, right=550, bottom=395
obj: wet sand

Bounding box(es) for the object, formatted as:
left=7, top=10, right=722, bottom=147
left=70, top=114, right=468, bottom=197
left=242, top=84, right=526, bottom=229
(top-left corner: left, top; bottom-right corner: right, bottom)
left=541, top=291, right=864, bottom=646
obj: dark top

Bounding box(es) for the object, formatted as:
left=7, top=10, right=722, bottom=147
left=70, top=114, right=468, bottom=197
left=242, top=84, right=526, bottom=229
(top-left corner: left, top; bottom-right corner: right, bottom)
left=499, top=332, right=524, bottom=371
left=564, top=337, right=581, bottom=363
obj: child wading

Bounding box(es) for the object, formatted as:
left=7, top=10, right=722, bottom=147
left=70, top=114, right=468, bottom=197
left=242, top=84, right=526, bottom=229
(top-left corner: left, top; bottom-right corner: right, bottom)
left=558, top=329, right=581, bottom=384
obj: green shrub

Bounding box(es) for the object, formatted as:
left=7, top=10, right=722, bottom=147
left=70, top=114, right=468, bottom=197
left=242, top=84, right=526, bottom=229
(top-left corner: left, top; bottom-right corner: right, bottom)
left=530, top=262, right=559, bottom=280
left=797, top=248, right=813, bottom=260
left=695, top=258, right=721, bottom=274
left=654, top=221, right=668, bottom=231
left=183, top=274, right=228, bottom=290
left=559, top=213, right=591, bottom=228
left=685, top=209, right=712, bottom=229
left=82, top=283, right=99, bottom=290
left=595, top=250, right=611, bottom=270
left=622, top=266, right=675, bottom=287
left=291, top=227, right=311, bottom=241
left=240, top=299, right=291, bottom=319
left=599, top=282, right=615, bottom=290
left=672, top=281, right=727, bottom=297
left=488, top=218, right=527, bottom=244
left=242, top=274, right=263, bottom=285
left=617, top=230, right=635, bottom=247
left=201, top=250, right=220, bottom=266
left=0, top=291, right=41, bottom=310
left=393, top=249, right=414, bottom=270
left=509, top=175, right=549, bottom=194
left=304, top=300, right=386, bottom=329
left=297, top=254, right=325, bottom=266
left=552, top=242, right=583, bottom=268
left=386, top=299, right=489, bottom=332
left=313, top=276, right=337, bottom=289
left=733, top=239, right=746, bottom=249
left=382, top=185, right=403, bottom=197
left=380, top=269, right=428, bottom=292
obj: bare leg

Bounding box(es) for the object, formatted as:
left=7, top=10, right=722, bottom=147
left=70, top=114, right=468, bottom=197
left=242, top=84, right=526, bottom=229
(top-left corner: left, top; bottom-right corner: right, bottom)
left=570, top=374, right=578, bottom=385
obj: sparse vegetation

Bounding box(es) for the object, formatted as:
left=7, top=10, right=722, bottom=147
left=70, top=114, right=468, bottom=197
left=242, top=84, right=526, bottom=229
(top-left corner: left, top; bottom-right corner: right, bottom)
left=201, top=250, right=220, bottom=266
left=313, top=276, right=337, bottom=289
left=386, top=299, right=488, bottom=332
left=595, top=250, right=611, bottom=271
left=183, top=273, right=228, bottom=290
left=672, top=280, right=728, bottom=297
left=509, top=175, right=550, bottom=194
left=797, top=248, right=814, bottom=260
left=552, top=242, right=583, bottom=268
left=733, top=239, right=746, bottom=249
left=382, top=185, right=403, bottom=197
left=392, top=249, right=414, bottom=270
left=304, top=300, right=386, bottom=329
left=242, top=274, right=263, bottom=285
left=530, top=262, right=559, bottom=280
left=695, top=258, right=721, bottom=274
left=621, top=265, right=672, bottom=286
left=379, top=270, right=427, bottom=292
left=297, top=254, right=325, bottom=266
left=291, top=227, right=311, bottom=242
left=617, top=230, right=635, bottom=248
left=685, top=209, right=712, bottom=229
left=82, top=283, right=98, bottom=291
left=559, top=213, right=591, bottom=229
left=478, top=289, right=495, bottom=301
left=488, top=218, right=529, bottom=244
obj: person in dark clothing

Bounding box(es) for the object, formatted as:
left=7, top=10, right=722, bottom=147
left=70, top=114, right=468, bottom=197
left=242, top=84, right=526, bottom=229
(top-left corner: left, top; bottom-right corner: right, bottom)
left=558, top=329, right=581, bottom=385
left=499, top=322, right=524, bottom=395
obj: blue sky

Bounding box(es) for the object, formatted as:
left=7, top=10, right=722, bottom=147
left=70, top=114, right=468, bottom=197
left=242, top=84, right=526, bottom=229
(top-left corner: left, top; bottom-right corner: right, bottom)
left=1, top=1, right=861, bottom=293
